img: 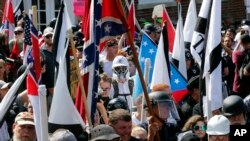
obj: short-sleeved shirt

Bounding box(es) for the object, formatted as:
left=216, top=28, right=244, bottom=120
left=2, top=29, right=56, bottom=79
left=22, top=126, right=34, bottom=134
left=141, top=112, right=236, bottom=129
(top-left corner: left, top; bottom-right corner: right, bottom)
left=41, top=49, right=55, bottom=89
left=232, top=50, right=250, bottom=97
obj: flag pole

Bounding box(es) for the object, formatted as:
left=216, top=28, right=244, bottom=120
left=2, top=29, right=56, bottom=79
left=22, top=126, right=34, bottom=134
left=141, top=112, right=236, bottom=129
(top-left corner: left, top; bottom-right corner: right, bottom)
left=32, top=6, right=38, bottom=29
left=68, top=34, right=92, bottom=128
left=115, top=0, right=153, bottom=115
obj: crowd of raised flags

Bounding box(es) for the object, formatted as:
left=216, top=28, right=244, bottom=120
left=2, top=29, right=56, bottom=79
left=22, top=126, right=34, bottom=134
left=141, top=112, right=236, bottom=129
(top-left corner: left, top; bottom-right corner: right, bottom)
left=0, top=0, right=249, bottom=140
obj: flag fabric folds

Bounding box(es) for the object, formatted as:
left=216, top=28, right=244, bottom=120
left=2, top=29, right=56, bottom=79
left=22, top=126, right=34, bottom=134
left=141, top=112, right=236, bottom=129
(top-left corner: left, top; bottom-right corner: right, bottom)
left=0, top=65, right=29, bottom=127
left=75, top=0, right=100, bottom=124
left=151, top=24, right=171, bottom=89
left=0, top=0, right=15, bottom=41
left=170, top=63, right=188, bottom=104
left=183, top=0, right=197, bottom=50
left=100, top=0, right=129, bottom=51
left=127, top=0, right=135, bottom=45
left=203, top=0, right=222, bottom=118
left=162, top=6, right=175, bottom=54
left=53, top=2, right=72, bottom=65
left=133, top=32, right=157, bottom=101
left=13, top=0, right=24, bottom=26
left=190, top=0, right=211, bottom=67
left=172, top=3, right=187, bottom=79
left=49, top=47, right=85, bottom=137
left=23, top=14, right=43, bottom=141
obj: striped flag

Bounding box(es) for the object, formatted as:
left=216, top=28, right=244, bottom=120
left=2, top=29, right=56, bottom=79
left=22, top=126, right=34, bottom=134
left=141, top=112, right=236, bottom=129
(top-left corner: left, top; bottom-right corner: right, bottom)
left=151, top=24, right=171, bottom=89
left=203, top=0, right=222, bottom=118
left=162, top=6, right=175, bottom=53
left=183, top=0, right=197, bottom=50
left=48, top=1, right=85, bottom=138
left=190, top=0, right=211, bottom=67
left=53, top=2, right=72, bottom=65
left=0, top=65, right=29, bottom=127
left=0, top=0, right=15, bottom=41
left=75, top=0, right=101, bottom=124
left=23, top=14, right=43, bottom=141
left=172, top=3, right=187, bottom=79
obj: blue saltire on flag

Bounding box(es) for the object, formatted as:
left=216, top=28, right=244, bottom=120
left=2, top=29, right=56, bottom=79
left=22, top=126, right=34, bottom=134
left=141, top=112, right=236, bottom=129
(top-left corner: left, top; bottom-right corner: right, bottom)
left=99, top=0, right=129, bottom=51
left=75, top=0, right=100, bottom=124
left=133, top=32, right=157, bottom=100
left=170, top=63, right=188, bottom=104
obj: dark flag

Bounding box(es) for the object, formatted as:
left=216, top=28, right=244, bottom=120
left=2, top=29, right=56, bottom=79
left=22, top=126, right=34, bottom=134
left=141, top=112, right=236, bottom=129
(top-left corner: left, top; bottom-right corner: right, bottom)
left=190, top=0, right=211, bottom=67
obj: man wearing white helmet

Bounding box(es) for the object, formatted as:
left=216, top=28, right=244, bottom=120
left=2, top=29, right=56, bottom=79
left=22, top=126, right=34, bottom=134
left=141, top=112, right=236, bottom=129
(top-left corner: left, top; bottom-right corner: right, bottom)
left=206, top=115, right=230, bottom=141
left=110, top=55, right=133, bottom=111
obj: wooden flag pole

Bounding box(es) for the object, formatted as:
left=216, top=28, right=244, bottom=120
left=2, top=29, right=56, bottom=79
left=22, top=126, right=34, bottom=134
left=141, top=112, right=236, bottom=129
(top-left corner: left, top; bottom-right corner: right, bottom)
left=69, top=34, right=92, bottom=128
left=115, top=0, right=153, bottom=116
left=32, top=6, right=38, bottom=29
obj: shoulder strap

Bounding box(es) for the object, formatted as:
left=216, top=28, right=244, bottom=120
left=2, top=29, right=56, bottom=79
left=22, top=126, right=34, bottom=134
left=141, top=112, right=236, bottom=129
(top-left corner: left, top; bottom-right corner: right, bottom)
left=112, top=79, right=119, bottom=98
left=128, top=79, right=134, bottom=95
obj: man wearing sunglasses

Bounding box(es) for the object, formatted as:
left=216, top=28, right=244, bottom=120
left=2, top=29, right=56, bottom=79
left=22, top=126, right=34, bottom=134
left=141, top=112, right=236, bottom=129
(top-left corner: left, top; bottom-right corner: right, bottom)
left=9, top=26, right=24, bottom=54
left=41, top=27, right=55, bottom=100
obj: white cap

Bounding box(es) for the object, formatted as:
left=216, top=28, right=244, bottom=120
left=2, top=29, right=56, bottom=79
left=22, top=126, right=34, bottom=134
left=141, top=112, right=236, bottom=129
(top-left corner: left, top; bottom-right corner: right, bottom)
left=43, top=27, right=54, bottom=36
left=206, top=115, right=230, bottom=135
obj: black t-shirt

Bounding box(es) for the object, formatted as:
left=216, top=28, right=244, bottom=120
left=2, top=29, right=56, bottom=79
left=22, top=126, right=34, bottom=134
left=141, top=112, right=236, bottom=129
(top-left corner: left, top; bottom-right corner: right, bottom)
left=41, top=49, right=55, bottom=89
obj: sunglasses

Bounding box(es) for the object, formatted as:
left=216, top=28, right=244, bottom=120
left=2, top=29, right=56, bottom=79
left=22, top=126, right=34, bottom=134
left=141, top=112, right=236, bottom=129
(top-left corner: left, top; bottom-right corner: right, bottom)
left=14, top=31, right=23, bottom=35
left=101, top=87, right=111, bottom=91
left=106, top=40, right=118, bottom=47
left=193, top=124, right=206, bottom=131
left=45, top=35, right=53, bottom=38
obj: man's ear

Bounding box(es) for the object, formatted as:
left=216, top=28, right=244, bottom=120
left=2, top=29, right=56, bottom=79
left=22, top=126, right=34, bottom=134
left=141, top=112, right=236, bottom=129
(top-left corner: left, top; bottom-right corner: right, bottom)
left=12, top=123, right=16, bottom=132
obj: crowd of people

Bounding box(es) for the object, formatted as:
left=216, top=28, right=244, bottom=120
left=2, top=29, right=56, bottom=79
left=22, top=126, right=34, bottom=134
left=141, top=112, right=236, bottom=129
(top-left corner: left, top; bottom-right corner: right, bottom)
left=0, top=4, right=250, bottom=141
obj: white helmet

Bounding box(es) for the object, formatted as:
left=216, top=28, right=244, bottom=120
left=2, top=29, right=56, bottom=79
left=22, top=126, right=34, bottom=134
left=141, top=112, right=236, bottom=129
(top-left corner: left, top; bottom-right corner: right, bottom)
left=112, top=56, right=129, bottom=80
left=206, top=115, right=230, bottom=135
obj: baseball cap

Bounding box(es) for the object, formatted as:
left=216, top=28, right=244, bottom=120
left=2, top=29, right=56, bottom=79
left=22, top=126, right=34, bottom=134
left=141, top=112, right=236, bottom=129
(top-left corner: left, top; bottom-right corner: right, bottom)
left=43, top=27, right=54, bottom=37
left=187, top=75, right=199, bottom=90
left=180, top=133, right=200, bottom=141
left=14, top=26, right=23, bottom=32
left=1, top=82, right=11, bottom=89
left=14, top=112, right=34, bottom=125
left=0, top=80, right=7, bottom=88
left=50, top=129, right=77, bottom=141
left=206, top=115, right=230, bottom=135
left=90, top=124, right=120, bottom=141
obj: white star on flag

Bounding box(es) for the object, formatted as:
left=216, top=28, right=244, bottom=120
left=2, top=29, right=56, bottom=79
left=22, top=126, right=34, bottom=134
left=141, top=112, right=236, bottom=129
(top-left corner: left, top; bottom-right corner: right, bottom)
left=96, top=20, right=101, bottom=27
left=140, top=57, right=145, bottom=63
left=104, top=24, right=111, bottom=33
left=97, top=0, right=102, bottom=5
left=149, top=48, right=155, bottom=54
left=174, top=78, right=180, bottom=84
left=143, top=41, right=148, bottom=46
left=82, top=54, right=87, bottom=63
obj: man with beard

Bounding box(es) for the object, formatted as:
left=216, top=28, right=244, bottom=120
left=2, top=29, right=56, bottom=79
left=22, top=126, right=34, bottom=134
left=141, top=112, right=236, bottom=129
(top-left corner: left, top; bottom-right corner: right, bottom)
left=11, top=112, right=36, bottom=141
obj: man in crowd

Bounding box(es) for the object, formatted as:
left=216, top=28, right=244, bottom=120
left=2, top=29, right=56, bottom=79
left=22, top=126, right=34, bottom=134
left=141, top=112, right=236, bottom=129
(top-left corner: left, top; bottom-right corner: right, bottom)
left=222, top=95, right=247, bottom=125
left=109, top=109, right=140, bottom=141
left=140, top=91, right=181, bottom=141
left=206, top=115, right=230, bottom=141
left=232, top=33, right=250, bottom=98
left=11, top=112, right=36, bottom=141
